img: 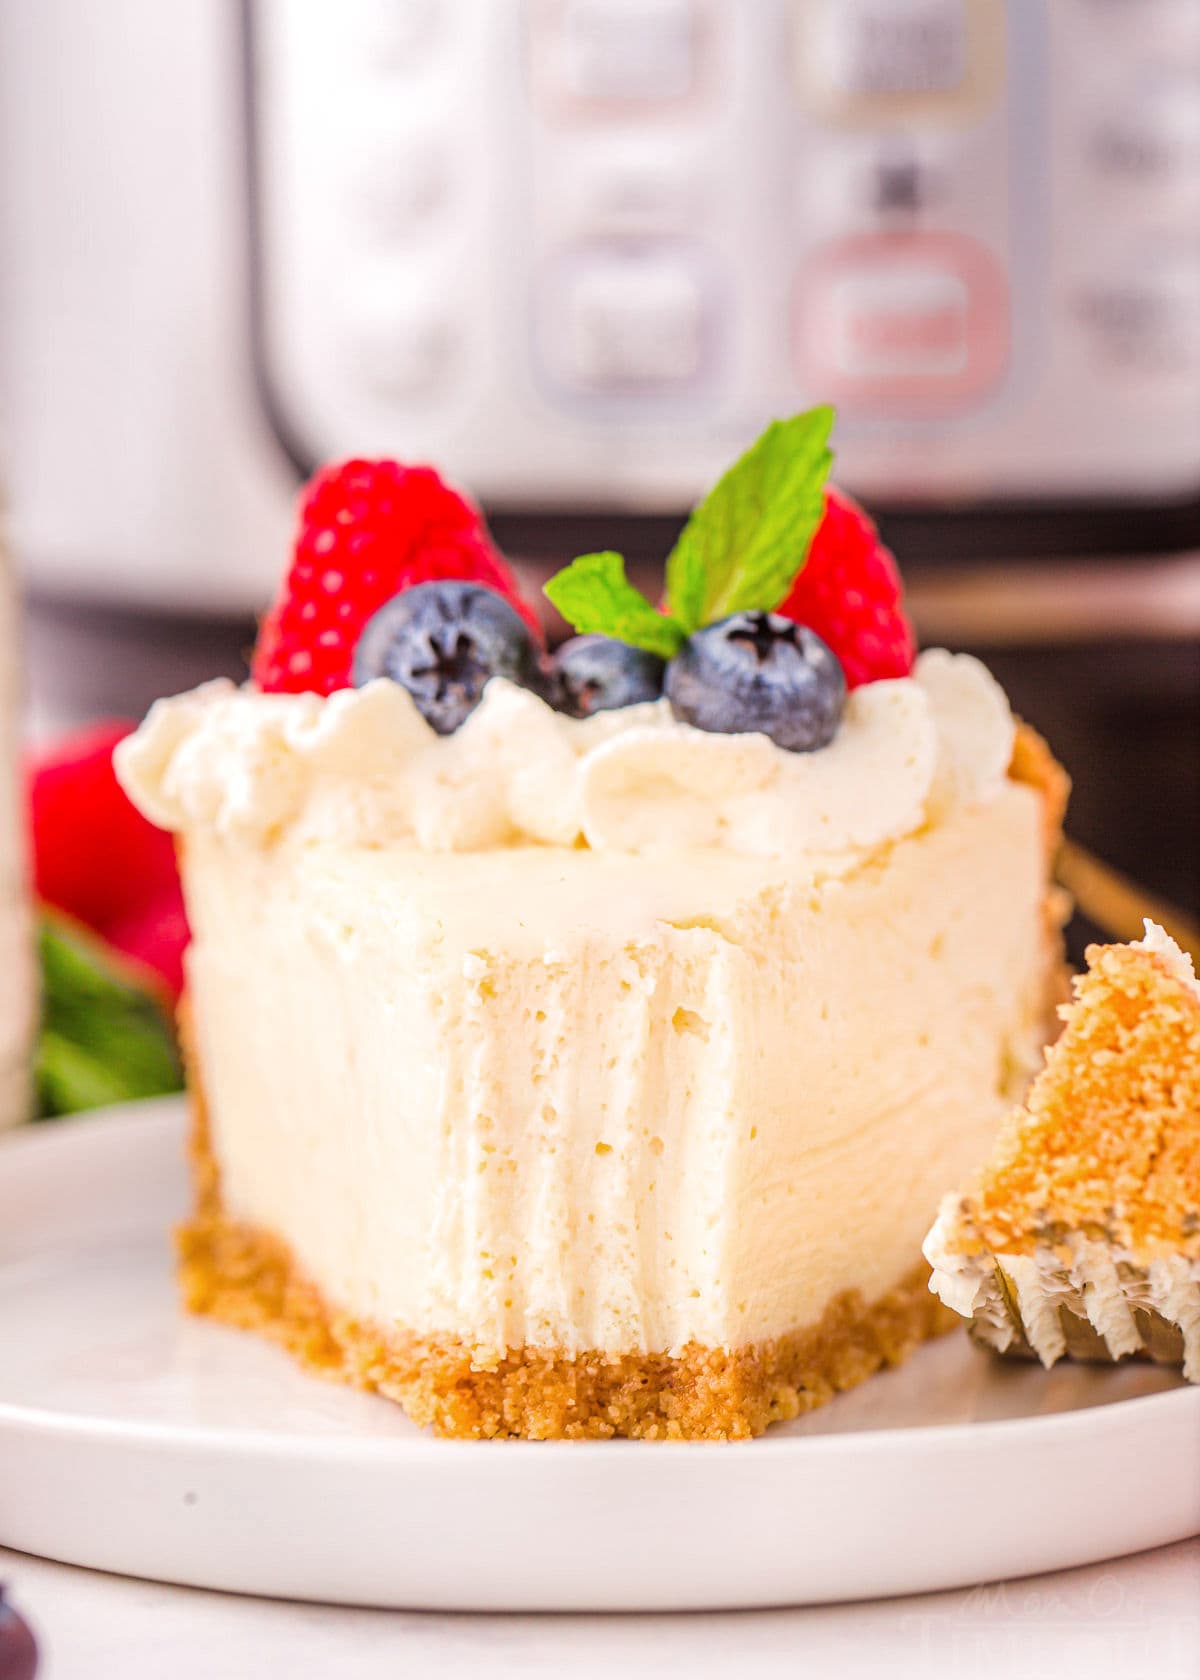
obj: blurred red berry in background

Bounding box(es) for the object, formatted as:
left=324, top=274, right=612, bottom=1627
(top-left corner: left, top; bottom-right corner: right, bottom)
left=26, top=720, right=188, bottom=999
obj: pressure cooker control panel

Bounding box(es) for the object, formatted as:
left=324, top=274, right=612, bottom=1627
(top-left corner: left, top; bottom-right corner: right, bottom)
left=251, top=0, right=1200, bottom=507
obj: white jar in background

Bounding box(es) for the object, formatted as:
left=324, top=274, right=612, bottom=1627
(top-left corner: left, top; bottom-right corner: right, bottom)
left=0, top=536, right=34, bottom=1128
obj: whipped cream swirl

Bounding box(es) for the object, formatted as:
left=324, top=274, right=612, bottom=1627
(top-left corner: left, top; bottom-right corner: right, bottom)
left=116, top=650, right=1016, bottom=861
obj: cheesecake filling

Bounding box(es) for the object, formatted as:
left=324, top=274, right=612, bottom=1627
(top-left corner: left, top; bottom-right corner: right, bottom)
left=180, top=789, right=1048, bottom=1359
left=118, top=649, right=1054, bottom=1360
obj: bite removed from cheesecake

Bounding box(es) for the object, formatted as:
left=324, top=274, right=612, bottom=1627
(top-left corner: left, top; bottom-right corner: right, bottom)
left=925, top=922, right=1200, bottom=1380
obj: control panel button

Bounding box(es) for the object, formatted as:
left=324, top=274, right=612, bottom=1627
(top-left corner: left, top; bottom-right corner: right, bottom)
left=797, top=233, right=1007, bottom=406
left=822, top=0, right=969, bottom=97
left=350, top=133, right=450, bottom=239
left=1085, top=85, right=1200, bottom=213
left=528, top=0, right=702, bottom=113
left=794, top=0, right=1005, bottom=124
left=346, top=0, right=444, bottom=71
left=555, top=141, right=703, bottom=236
left=829, top=267, right=969, bottom=378
left=347, top=305, right=456, bottom=398
left=1069, top=1, right=1200, bottom=68
left=1070, top=269, right=1200, bottom=375
left=540, top=249, right=708, bottom=391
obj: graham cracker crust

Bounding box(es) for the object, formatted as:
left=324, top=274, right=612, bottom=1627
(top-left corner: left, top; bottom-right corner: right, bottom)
left=180, top=1203, right=952, bottom=1441
left=174, top=722, right=1067, bottom=1441
left=967, top=936, right=1200, bottom=1258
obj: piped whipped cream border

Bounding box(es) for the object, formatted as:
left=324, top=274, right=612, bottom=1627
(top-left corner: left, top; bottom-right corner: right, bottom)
left=115, top=649, right=1016, bottom=861
left=924, top=1197, right=1200, bottom=1381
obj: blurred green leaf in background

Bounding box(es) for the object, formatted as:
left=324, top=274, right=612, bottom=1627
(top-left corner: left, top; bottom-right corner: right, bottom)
left=35, top=916, right=183, bottom=1118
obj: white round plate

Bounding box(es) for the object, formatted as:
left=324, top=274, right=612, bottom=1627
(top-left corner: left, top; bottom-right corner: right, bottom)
left=1, top=1100, right=1197, bottom=1611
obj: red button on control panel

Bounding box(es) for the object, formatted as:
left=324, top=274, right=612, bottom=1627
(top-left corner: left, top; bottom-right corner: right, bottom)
left=796, top=231, right=1009, bottom=409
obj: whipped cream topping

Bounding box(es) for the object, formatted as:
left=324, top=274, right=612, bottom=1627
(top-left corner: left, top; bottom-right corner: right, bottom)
left=116, top=650, right=1015, bottom=862
left=1137, top=919, right=1200, bottom=997
left=924, top=1200, right=1200, bottom=1381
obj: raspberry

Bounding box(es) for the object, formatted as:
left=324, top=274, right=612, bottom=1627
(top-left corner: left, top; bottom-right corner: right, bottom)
left=777, top=487, right=915, bottom=689
left=252, top=460, right=539, bottom=695
left=106, top=890, right=190, bottom=999
left=27, top=720, right=189, bottom=998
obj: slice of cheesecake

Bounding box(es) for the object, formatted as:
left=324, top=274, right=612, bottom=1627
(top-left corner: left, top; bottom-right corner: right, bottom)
left=119, top=668, right=1067, bottom=1439
left=926, top=923, right=1200, bottom=1380
left=114, top=433, right=1072, bottom=1440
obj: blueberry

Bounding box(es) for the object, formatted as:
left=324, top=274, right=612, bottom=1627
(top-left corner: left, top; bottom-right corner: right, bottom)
left=0, top=1588, right=38, bottom=1680
left=665, top=611, right=845, bottom=752
left=549, top=635, right=665, bottom=718
left=352, top=581, right=540, bottom=735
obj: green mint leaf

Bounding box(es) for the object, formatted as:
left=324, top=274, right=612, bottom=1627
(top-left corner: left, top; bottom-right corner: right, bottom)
left=664, top=406, right=835, bottom=632
left=35, top=916, right=183, bottom=1118
left=544, top=551, right=685, bottom=659
left=36, top=1030, right=153, bottom=1116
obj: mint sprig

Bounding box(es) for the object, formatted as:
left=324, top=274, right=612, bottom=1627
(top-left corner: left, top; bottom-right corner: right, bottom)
left=542, top=407, right=835, bottom=655
left=665, top=407, right=834, bottom=632
left=35, top=916, right=183, bottom=1118
left=543, top=551, right=685, bottom=660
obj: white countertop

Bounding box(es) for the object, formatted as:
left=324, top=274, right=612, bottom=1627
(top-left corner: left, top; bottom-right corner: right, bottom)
left=3, top=1541, right=1197, bottom=1680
